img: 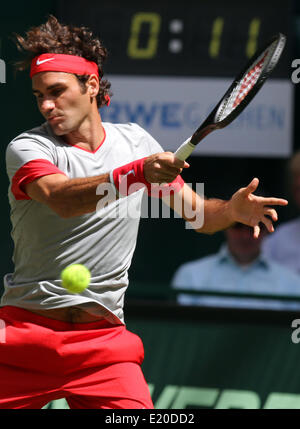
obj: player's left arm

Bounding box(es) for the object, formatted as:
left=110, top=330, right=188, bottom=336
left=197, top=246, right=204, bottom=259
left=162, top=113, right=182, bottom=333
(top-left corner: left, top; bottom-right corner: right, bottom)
left=164, top=177, right=288, bottom=237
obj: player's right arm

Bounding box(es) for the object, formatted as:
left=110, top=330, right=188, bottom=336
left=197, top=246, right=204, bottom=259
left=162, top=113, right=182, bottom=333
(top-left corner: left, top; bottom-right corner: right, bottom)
left=25, top=173, right=112, bottom=218
left=6, top=139, right=114, bottom=219
left=20, top=152, right=187, bottom=218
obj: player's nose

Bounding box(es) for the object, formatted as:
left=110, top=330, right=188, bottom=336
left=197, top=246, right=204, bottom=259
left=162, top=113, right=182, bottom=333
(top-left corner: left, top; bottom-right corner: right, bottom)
left=40, top=98, right=56, bottom=114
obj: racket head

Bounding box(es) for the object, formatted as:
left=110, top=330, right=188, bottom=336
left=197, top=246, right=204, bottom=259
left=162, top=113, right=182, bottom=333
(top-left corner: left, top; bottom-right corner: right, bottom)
left=190, top=33, right=286, bottom=145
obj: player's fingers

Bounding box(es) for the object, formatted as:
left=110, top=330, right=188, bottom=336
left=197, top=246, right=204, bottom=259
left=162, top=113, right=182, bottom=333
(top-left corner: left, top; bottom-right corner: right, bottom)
left=153, top=172, right=179, bottom=183
left=155, top=159, right=184, bottom=176
left=261, top=216, right=275, bottom=233
left=171, top=159, right=190, bottom=169
left=253, top=224, right=260, bottom=239
left=164, top=152, right=190, bottom=169
left=243, top=178, right=259, bottom=196
left=165, top=166, right=184, bottom=176
left=261, top=197, right=288, bottom=206
left=264, top=207, right=278, bottom=222
left=158, top=163, right=186, bottom=180
left=151, top=162, right=179, bottom=178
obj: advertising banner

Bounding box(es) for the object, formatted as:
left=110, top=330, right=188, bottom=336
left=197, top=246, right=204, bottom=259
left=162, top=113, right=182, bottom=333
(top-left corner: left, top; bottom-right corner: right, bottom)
left=101, top=76, right=293, bottom=158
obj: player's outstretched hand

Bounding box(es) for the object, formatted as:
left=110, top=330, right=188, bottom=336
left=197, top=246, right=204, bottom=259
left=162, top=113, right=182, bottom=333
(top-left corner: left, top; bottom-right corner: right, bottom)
left=144, top=152, right=190, bottom=184
left=229, top=178, right=288, bottom=238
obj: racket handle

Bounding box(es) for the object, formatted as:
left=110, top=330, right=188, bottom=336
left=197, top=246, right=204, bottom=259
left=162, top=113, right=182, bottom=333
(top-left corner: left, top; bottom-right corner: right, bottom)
left=174, top=138, right=196, bottom=161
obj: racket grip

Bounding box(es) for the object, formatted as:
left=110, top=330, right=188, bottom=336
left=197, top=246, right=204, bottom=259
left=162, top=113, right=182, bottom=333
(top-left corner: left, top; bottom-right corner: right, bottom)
left=174, top=138, right=196, bottom=161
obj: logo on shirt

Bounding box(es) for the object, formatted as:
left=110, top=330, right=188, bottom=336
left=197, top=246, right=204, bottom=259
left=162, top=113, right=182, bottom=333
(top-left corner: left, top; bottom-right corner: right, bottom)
left=123, top=169, right=136, bottom=178
left=36, top=58, right=55, bottom=66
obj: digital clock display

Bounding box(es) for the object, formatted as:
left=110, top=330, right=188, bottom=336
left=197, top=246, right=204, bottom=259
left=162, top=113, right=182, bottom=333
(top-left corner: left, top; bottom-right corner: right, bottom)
left=58, top=0, right=291, bottom=78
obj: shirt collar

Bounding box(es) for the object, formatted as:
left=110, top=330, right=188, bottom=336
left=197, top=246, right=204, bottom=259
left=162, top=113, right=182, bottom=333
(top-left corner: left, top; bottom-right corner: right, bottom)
left=217, top=244, right=269, bottom=270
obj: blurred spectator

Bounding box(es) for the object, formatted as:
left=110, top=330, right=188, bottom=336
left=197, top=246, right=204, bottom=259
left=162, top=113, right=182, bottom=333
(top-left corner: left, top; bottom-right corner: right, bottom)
left=263, top=151, right=300, bottom=274
left=171, top=222, right=300, bottom=310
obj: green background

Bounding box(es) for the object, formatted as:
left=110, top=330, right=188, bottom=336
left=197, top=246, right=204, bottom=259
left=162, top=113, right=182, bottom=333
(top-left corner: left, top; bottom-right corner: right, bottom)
left=127, top=304, right=300, bottom=408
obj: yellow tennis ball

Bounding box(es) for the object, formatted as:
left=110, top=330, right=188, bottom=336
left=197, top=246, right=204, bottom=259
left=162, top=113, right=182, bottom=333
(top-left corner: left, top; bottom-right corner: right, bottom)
left=61, top=264, right=91, bottom=294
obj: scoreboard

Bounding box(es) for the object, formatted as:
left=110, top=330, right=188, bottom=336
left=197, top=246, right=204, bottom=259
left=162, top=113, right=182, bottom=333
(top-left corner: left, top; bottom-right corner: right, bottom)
left=57, top=0, right=291, bottom=78
left=58, top=0, right=293, bottom=158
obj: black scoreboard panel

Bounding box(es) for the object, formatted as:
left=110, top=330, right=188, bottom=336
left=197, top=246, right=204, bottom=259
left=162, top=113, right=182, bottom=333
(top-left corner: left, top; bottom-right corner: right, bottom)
left=57, top=0, right=292, bottom=78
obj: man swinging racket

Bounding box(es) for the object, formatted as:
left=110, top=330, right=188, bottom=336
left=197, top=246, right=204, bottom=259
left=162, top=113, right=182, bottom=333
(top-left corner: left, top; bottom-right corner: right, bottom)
left=0, top=15, right=287, bottom=409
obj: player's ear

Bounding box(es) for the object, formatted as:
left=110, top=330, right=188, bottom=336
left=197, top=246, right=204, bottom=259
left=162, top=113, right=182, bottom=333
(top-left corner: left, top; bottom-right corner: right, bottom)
left=87, top=74, right=99, bottom=99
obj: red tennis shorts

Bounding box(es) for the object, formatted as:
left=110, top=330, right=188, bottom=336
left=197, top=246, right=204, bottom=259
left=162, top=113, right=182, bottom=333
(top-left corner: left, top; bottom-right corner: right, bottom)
left=0, top=306, right=153, bottom=409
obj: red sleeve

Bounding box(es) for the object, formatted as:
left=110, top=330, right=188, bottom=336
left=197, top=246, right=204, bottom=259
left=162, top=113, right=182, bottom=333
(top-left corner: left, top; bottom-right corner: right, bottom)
left=11, top=159, right=67, bottom=201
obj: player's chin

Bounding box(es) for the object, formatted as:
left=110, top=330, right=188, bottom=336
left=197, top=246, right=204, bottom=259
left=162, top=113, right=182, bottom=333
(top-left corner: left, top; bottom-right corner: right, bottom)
left=48, top=122, right=70, bottom=136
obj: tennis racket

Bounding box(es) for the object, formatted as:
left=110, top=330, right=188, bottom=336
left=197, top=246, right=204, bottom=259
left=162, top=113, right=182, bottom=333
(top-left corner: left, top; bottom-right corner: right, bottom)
left=174, top=33, right=286, bottom=161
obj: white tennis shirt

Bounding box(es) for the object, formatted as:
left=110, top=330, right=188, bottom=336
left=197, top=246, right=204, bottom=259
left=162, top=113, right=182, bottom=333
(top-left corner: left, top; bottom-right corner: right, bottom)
left=2, top=121, right=163, bottom=324
left=262, top=217, right=300, bottom=275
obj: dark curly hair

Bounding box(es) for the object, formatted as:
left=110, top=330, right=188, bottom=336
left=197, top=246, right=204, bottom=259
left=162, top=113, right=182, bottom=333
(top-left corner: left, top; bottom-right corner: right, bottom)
left=14, top=15, right=112, bottom=108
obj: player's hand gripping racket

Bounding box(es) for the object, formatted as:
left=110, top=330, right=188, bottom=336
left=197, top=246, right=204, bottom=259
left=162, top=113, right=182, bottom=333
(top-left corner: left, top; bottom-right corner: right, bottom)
left=174, top=33, right=286, bottom=161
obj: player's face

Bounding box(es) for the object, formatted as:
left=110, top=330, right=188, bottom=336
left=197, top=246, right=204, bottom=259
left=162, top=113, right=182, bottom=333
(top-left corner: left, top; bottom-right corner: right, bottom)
left=225, top=223, right=265, bottom=265
left=32, top=72, right=96, bottom=136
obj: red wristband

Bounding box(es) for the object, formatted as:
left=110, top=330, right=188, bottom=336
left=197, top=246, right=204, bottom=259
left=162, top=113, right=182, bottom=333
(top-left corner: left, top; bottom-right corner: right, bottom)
left=112, top=157, right=150, bottom=196
left=112, top=158, right=185, bottom=198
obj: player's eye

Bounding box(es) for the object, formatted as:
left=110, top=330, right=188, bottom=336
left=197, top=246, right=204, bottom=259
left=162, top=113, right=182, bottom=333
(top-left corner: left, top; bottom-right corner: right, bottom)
left=51, top=88, right=65, bottom=97
left=34, top=93, right=43, bottom=101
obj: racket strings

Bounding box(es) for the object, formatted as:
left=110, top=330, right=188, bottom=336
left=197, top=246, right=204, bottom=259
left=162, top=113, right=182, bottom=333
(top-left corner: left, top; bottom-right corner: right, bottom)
left=219, top=48, right=271, bottom=121
left=233, top=51, right=268, bottom=107
left=194, top=34, right=285, bottom=134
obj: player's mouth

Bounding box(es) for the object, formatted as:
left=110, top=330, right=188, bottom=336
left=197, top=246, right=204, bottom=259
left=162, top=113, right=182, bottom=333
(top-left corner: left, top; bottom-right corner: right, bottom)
left=48, top=115, right=64, bottom=123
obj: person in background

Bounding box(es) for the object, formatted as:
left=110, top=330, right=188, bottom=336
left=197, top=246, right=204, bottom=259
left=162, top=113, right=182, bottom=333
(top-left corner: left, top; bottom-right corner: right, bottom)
left=171, top=221, right=300, bottom=310
left=262, top=151, right=300, bottom=275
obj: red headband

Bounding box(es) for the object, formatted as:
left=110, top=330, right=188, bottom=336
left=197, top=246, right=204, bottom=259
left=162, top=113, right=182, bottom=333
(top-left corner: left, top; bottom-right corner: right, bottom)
left=30, top=53, right=99, bottom=78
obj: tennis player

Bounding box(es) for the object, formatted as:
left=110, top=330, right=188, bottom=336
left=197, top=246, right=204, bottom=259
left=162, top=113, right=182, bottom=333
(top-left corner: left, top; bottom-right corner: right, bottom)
left=0, top=16, right=288, bottom=409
